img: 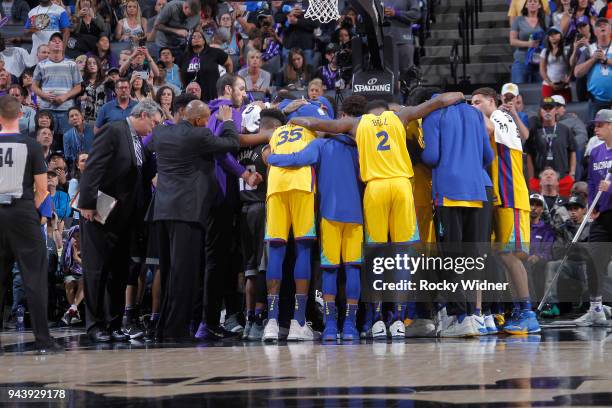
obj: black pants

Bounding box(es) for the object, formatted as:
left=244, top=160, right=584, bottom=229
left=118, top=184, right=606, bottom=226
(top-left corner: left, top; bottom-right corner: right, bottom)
left=202, top=204, right=238, bottom=326
left=587, top=210, right=612, bottom=298
left=157, top=220, right=203, bottom=340
left=435, top=201, right=491, bottom=316
left=0, top=201, right=51, bottom=345
left=80, top=219, right=132, bottom=332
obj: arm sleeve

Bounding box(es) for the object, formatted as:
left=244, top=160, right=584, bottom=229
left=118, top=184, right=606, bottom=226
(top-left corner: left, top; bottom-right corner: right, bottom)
left=267, top=140, right=321, bottom=167
left=200, top=121, right=241, bottom=155
left=78, top=125, right=116, bottom=209
left=421, top=110, right=442, bottom=166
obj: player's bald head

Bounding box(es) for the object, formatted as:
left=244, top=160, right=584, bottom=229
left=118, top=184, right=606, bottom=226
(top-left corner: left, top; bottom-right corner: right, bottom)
left=184, top=100, right=210, bottom=122
left=0, top=95, right=21, bottom=121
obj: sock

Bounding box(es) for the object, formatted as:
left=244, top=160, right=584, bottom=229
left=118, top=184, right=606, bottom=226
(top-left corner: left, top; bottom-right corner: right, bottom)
left=70, top=304, right=78, bottom=311
left=124, top=305, right=134, bottom=319
left=151, top=313, right=159, bottom=322
left=247, top=310, right=254, bottom=322
left=590, top=296, right=603, bottom=311
left=255, top=306, right=264, bottom=316
left=324, top=301, right=337, bottom=325
left=294, top=294, right=307, bottom=325
left=346, top=304, right=358, bottom=324
left=474, top=308, right=481, bottom=316
left=457, top=313, right=467, bottom=323
left=393, top=303, right=406, bottom=321
left=267, top=295, right=279, bottom=320
left=373, top=301, right=383, bottom=321
left=518, top=298, right=531, bottom=312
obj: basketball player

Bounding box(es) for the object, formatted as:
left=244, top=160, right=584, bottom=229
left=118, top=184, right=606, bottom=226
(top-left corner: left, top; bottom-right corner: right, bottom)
left=289, top=92, right=464, bottom=339
left=267, top=95, right=368, bottom=341
left=262, top=108, right=329, bottom=342
left=471, top=88, right=541, bottom=335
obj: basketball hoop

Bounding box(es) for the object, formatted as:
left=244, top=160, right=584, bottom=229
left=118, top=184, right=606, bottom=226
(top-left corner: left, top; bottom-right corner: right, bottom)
left=304, top=0, right=341, bottom=24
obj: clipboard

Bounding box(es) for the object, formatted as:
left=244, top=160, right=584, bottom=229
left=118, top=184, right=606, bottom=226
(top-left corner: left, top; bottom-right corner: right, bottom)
left=71, top=190, right=117, bottom=225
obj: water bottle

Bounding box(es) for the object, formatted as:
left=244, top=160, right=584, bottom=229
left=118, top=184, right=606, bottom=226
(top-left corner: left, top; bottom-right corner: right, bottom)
left=16, top=306, right=25, bottom=332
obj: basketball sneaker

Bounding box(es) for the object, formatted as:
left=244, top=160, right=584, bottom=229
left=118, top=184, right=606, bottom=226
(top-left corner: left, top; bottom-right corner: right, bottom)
left=262, top=319, right=280, bottom=342
left=439, top=315, right=478, bottom=337
left=322, top=320, right=338, bottom=342
left=122, top=315, right=145, bottom=339
left=389, top=320, right=405, bottom=339
left=242, top=321, right=253, bottom=340
left=494, top=313, right=505, bottom=330
left=71, top=310, right=82, bottom=325
left=371, top=320, right=388, bottom=340
left=504, top=310, right=541, bottom=335
left=574, top=306, right=608, bottom=327
left=603, top=305, right=611, bottom=319
left=287, top=320, right=321, bottom=341
left=471, top=314, right=488, bottom=336
left=539, top=304, right=560, bottom=318
left=341, top=320, right=360, bottom=341
left=483, top=314, right=498, bottom=334
left=223, top=313, right=244, bottom=334
left=404, top=318, right=436, bottom=338
left=248, top=322, right=264, bottom=341
left=61, top=309, right=74, bottom=326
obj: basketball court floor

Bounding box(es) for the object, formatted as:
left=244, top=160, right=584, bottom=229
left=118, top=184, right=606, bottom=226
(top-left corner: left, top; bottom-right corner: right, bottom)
left=1, top=327, right=612, bottom=407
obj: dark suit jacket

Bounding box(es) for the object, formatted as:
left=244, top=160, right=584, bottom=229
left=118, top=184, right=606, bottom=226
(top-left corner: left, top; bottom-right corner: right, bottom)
left=78, top=119, right=154, bottom=231
left=150, top=120, right=240, bottom=226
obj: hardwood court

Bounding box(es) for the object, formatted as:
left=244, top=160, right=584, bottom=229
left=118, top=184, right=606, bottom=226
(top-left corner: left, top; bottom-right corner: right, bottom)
left=1, top=327, right=612, bottom=406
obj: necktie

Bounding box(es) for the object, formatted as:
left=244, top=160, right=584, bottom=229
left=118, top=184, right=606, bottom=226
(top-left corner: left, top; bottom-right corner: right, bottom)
left=132, top=134, right=143, bottom=166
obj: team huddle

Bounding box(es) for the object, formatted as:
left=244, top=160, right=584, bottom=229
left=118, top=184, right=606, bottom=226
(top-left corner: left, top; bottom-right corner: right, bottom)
left=240, top=85, right=546, bottom=342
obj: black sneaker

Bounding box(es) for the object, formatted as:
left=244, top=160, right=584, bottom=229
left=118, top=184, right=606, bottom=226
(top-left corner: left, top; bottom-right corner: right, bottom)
left=122, top=321, right=145, bottom=339
left=110, top=330, right=131, bottom=342
left=36, top=340, right=65, bottom=355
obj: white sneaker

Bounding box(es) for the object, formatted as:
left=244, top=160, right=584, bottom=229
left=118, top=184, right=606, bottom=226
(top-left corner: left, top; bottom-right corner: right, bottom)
left=439, top=315, right=478, bottom=337
left=389, top=320, right=405, bottom=339
left=574, top=307, right=609, bottom=327
left=262, top=318, right=279, bottom=342
left=371, top=320, right=387, bottom=340
left=472, top=314, right=488, bottom=336
left=287, top=320, right=321, bottom=341
left=435, top=307, right=452, bottom=335
left=405, top=319, right=436, bottom=338
left=603, top=305, right=611, bottom=319
left=483, top=314, right=498, bottom=334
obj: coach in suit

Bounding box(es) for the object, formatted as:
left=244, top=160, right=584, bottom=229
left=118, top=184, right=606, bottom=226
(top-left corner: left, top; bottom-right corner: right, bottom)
left=78, top=100, right=162, bottom=343
left=151, top=100, right=241, bottom=341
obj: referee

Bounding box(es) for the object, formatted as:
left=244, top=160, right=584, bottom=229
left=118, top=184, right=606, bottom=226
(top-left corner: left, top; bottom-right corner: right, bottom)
left=0, top=96, right=62, bottom=354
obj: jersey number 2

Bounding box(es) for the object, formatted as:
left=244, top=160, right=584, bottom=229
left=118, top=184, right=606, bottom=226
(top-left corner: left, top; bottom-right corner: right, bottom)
left=0, top=148, right=14, bottom=167
left=277, top=128, right=303, bottom=146
left=376, top=131, right=390, bottom=151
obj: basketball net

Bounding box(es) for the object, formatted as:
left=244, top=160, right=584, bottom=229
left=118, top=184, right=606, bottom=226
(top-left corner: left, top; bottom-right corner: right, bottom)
left=304, top=0, right=340, bottom=23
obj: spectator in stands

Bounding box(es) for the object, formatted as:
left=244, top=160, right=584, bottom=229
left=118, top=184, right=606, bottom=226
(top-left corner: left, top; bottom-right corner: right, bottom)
left=47, top=168, right=71, bottom=228
left=540, top=27, right=572, bottom=101
left=539, top=167, right=571, bottom=227
left=571, top=180, right=589, bottom=200
left=146, top=0, right=166, bottom=40
left=25, top=0, right=70, bottom=62
left=19, top=68, right=37, bottom=108
left=8, top=84, right=36, bottom=136
left=63, top=107, right=94, bottom=170
left=307, top=78, right=324, bottom=100
left=158, top=48, right=182, bottom=91
left=315, top=43, right=340, bottom=91
left=32, top=32, right=83, bottom=135
left=600, top=0, right=612, bottom=18
left=509, top=0, right=551, bottom=24
left=527, top=97, right=576, bottom=193
left=569, top=20, right=595, bottom=101
left=31, top=109, right=55, bottom=139
left=115, top=0, right=147, bottom=43
left=501, top=83, right=530, bottom=127
left=118, top=49, right=132, bottom=68
left=0, top=69, right=10, bottom=96
left=560, top=0, right=598, bottom=42
left=0, top=32, right=32, bottom=79
left=552, top=95, right=589, bottom=178
left=238, top=49, right=271, bottom=93
left=553, top=0, right=571, bottom=29
left=68, top=151, right=88, bottom=224
left=36, top=127, right=54, bottom=161
left=217, top=12, right=242, bottom=69
left=155, top=85, right=175, bottom=121
left=574, top=17, right=612, bottom=120
left=542, top=194, right=591, bottom=317
left=79, top=56, right=105, bottom=123
left=129, top=72, right=153, bottom=101
left=75, top=54, right=88, bottom=78
left=154, top=0, right=201, bottom=60
left=119, top=46, right=160, bottom=82
left=382, top=0, right=421, bottom=71
left=61, top=225, right=84, bottom=326
left=36, top=44, right=50, bottom=64
left=281, top=4, right=317, bottom=66
left=9, top=84, right=36, bottom=137
left=185, top=81, right=202, bottom=99
left=282, top=48, right=312, bottom=90
left=11, top=0, right=30, bottom=24
left=180, top=30, right=232, bottom=102
left=527, top=192, right=555, bottom=295
left=48, top=152, right=69, bottom=190
left=88, top=35, right=118, bottom=73
left=152, top=63, right=181, bottom=95
left=260, top=13, right=282, bottom=73
left=71, top=0, right=109, bottom=39
left=510, top=0, right=548, bottom=84
left=95, top=78, right=137, bottom=133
